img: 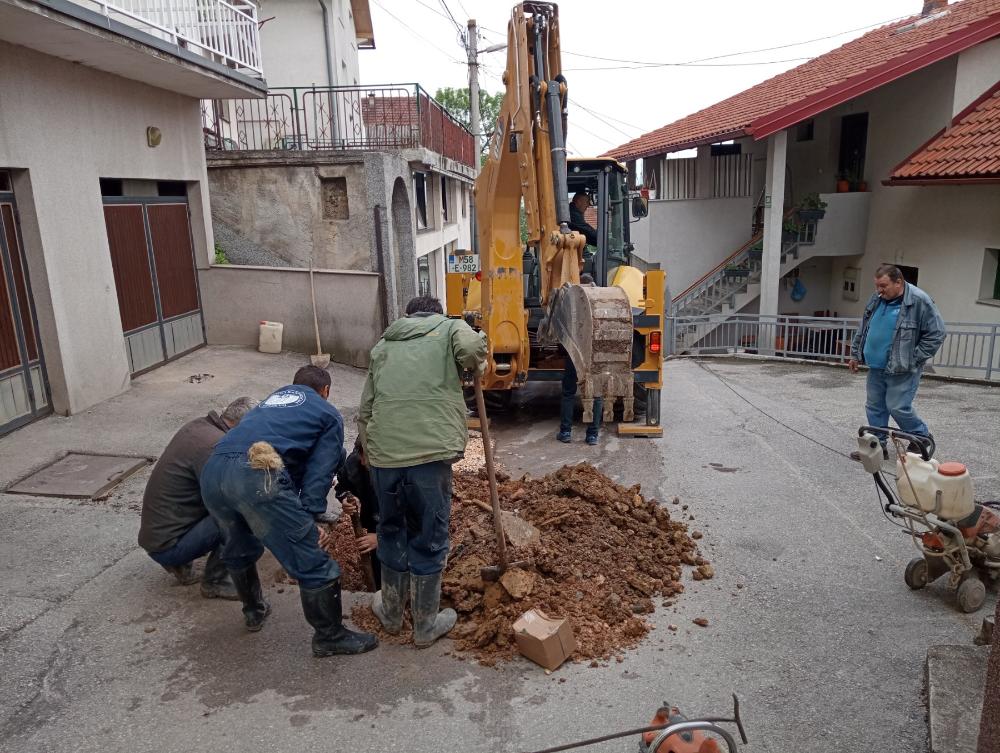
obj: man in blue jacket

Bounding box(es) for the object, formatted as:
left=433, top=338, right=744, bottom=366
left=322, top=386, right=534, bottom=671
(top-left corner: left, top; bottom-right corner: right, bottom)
left=849, top=265, right=946, bottom=457
left=200, top=365, right=377, bottom=658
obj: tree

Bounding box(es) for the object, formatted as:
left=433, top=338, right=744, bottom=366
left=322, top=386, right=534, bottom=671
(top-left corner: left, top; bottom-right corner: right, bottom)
left=434, top=87, right=503, bottom=161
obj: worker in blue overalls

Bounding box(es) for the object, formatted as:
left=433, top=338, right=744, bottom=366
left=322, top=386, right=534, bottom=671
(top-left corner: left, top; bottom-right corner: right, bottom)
left=200, top=365, right=377, bottom=658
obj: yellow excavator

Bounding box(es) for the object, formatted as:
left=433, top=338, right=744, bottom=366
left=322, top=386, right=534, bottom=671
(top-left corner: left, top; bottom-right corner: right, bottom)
left=445, top=1, right=665, bottom=436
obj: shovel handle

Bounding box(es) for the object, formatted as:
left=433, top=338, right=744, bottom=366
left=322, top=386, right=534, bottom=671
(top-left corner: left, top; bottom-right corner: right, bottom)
left=473, top=379, right=509, bottom=571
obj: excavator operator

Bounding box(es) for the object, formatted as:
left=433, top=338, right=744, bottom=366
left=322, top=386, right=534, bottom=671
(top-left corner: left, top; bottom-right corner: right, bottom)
left=569, top=191, right=598, bottom=246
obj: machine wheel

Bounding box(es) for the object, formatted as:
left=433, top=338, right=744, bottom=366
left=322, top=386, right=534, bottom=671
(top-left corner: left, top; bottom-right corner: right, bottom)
left=632, top=383, right=648, bottom=414
left=464, top=387, right=513, bottom=415
left=904, top=557, right=929, bottom=590
left=956, top=575, right=987, bottom=613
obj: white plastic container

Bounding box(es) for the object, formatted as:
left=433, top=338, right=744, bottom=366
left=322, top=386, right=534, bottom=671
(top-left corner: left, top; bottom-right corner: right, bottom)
left=258, top=321, right=283, bottom=354
left=895, top=455, right=975, bottom=520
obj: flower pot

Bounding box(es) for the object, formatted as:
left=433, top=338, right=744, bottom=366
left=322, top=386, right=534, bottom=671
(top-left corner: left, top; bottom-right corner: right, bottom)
left=836, top=180, right=850, bottom=193
left=797, top=208, right=826, bottom=221
left=856, top=180, right=868, bottom=192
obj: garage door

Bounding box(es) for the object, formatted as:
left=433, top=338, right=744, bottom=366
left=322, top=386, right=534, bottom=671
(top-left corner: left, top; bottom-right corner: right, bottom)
left=102, top=197, right=205, bottom=374
left=0, top=183, right=50, bottom=436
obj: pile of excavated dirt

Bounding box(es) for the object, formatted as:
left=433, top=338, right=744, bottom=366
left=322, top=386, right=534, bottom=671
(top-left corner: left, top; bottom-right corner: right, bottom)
left=331, top=462, right=708, bottom=666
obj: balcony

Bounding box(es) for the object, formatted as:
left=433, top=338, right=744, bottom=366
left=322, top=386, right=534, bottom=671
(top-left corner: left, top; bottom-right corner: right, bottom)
left=0, top=0, right=266, bottom=98
left=202, top=84, right=477, bottom=169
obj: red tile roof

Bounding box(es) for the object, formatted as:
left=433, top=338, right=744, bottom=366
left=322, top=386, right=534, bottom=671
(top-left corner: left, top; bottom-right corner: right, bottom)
left=887, top=81, right=1000, bottom=183
left=605, top=0, right=1000, bottom=162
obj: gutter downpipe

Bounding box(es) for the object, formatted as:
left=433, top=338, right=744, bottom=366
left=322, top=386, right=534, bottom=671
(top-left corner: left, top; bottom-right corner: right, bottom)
left=316, top=0, right=339, bottom=143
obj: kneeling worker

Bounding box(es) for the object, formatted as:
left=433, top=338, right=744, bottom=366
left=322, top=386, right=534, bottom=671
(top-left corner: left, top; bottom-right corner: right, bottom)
left=200, top=365, right=377, bottom=658
left=139, top=396, right=258, bottom=599
left=359, top=295, right=487, bottom=647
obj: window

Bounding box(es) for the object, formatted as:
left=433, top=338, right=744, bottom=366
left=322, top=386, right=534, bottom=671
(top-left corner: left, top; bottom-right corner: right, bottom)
left=980, top=249, right=1000, bottom=302
left=417, top=254, right=432, bottom=296
left=796, top=119, right=815, bottom=142
left=157, top=181, right=187, bottom=197
left=413, top=172, right=428, bottom=229
left=99, top=178, right=124, bottom=197
left=441, top=176, right=450, bottom=223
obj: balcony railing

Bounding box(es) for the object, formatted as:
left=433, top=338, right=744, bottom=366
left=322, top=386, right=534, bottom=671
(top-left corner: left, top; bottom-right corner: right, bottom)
left=81, top=0, right=262, bottom=75
left=201, top=84, right=477, bottom=168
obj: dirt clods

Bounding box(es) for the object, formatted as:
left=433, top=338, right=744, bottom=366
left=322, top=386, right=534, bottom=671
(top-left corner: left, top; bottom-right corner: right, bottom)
left=334, top=462, right=707, bottom=666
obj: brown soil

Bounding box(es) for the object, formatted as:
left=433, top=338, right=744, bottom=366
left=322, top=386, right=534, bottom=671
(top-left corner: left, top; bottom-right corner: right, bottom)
left=334, top=462, right=707, bottom=667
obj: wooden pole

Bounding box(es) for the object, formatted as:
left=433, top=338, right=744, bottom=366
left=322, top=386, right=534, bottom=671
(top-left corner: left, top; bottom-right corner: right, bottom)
left=346, top=496, right=376, bottom=592
left=473, top=378, right=508, bottom=571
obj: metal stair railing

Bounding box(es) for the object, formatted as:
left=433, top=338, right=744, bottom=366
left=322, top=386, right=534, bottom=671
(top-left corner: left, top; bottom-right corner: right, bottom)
left=671, top=214, right=818, bottom=318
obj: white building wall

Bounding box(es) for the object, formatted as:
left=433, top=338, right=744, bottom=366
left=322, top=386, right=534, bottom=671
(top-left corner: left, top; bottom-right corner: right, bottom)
left=636, top=196, right=754, bottom=296
left=0, top=41, right=215, bottom=415
left=258, top=0, right=361, bottom=88
left=819, top=52, right=1000, bottom=329
left=413, top=171, right=471, bottom=300
left=953, top=37, right=1000, bottom=116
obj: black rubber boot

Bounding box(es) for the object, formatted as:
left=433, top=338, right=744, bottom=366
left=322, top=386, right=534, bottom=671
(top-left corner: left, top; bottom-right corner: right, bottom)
left=300, top=579, right=378, bottom=657
left=411, top=572, right=456, bottom=648
left=200, top=549, right=239, bottom=601
left=371, top=565, right=408, bottom=634
left=163, top=562, right=199, bottom=586
left=229, top=564, right=271, bottom=632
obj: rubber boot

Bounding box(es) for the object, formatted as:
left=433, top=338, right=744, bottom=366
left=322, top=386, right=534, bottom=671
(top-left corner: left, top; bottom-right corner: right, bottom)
left=229, top=564, right=271, bottom=632
left=371, top=565, right=408, bottom=634
left=200, top=549, right=239, bottom=601
left=163, top=562, right=199, bottom=586
left=411, top=572, right=456, bottom=648
left=300, top=579, right=379, bottom=657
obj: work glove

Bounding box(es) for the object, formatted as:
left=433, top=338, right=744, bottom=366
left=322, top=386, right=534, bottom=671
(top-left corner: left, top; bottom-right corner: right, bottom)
left=313, top=511, right=339, bottom=525
left=476, top=360, right=488, bottom=376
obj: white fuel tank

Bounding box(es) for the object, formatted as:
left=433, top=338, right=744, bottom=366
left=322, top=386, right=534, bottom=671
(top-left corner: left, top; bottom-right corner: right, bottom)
left=258, top=320, right=283, bottom=354
left=895, top=455, right=975, bottom=520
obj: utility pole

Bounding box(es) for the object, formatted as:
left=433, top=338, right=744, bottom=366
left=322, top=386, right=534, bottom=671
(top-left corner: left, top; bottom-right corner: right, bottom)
left=467, top=18, right=481, bottom=173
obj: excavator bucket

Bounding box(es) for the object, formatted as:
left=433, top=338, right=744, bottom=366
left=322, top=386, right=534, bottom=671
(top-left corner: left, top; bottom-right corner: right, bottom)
left=539, top=283, right=634, bottom=422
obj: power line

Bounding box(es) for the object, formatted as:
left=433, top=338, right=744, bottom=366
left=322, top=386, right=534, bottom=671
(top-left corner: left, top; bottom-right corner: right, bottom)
left=560, top=13, right=913, bottom=68
left=438, top=0, right=463, bottom=34
left=564, top=56, right=814, bottom=72
left=573, top=99, right=651, bottom=135
left=572, top=101, right=642, bottom=140
left=371, top=0, right=465, bottom=65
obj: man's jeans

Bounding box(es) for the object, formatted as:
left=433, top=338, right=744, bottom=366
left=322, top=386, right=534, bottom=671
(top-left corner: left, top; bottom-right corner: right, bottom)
left=147, top=515, right=221, bottom=568
left=370, top=461, right=451, bottom=576
left=560, top=360, right=602, bottom=437
left=200, top=452, right=340, bottom=589
left=865, top=367, right=930, bottom=440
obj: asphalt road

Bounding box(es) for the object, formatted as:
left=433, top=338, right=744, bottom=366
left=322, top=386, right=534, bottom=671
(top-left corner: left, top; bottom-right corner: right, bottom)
left=1, top=350, right=996, bottom=753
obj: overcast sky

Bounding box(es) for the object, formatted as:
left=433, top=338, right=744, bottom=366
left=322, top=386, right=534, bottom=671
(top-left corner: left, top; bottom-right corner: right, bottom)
left=359, top=0, right=929, bottom=156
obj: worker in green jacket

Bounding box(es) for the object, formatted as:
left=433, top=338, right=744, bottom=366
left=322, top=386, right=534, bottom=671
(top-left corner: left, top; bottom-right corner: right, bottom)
left=358, top=295, right=487, bottom=647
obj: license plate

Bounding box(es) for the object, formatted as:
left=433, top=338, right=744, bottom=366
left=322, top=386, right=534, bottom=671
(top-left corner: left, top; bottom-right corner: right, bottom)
left=447, top=253, right=480, bottom=274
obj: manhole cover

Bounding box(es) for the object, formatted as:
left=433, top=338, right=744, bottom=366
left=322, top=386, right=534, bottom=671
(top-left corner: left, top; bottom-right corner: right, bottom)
left=7, top=453, right=151, bottom=500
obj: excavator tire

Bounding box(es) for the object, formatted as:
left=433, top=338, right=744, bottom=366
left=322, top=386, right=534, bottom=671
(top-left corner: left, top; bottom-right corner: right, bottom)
left=464, top=387, right=513, bottom=415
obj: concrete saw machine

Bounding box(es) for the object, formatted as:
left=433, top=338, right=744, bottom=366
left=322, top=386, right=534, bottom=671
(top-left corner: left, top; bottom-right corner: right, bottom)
left=855, top=426, right=1000, bottom=612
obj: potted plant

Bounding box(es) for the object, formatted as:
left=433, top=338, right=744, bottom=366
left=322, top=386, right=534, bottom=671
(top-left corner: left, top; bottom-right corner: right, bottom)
left=797, top=193, right=828, bottom=221
left=782, top=218, right=802, bottom=244
left=722, top=261, right=751, bottom=280
left=836, top=172, right=850, bottom=193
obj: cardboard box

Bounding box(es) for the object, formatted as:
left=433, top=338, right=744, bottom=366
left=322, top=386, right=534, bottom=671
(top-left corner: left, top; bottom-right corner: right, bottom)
left=512, top=609, right=576, bottom=670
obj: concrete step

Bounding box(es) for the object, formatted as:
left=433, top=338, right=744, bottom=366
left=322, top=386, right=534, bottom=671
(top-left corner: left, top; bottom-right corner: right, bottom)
left=926, top=644, right=990, bottom=753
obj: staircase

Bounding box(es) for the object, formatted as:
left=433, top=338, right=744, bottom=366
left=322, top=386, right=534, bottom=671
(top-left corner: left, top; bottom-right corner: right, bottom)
left=670, top=216, right=822, bottom=351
